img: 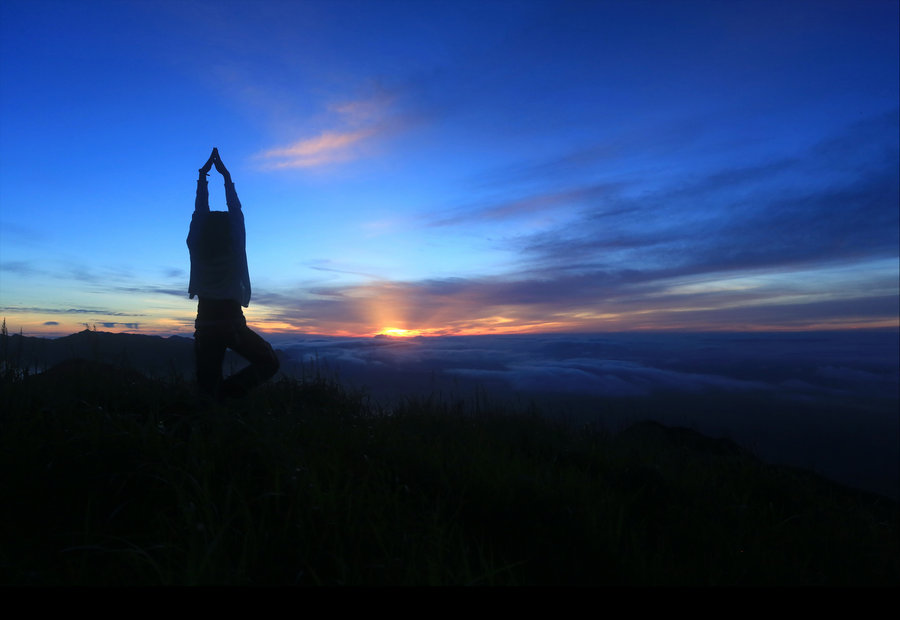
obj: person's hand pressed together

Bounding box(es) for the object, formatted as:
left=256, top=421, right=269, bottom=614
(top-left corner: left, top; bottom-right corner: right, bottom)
left=212, top=147, right=231, bottom=183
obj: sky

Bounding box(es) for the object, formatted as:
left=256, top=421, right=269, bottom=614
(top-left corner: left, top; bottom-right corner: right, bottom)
left=1, top=0, right=898, bottom=337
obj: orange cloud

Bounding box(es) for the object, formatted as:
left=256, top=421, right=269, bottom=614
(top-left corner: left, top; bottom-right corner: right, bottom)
left=255, top=92, right=397, bottom=170
left=239, top=271, right=900, bottom=338
left=256, top=128, right=376, bottom=169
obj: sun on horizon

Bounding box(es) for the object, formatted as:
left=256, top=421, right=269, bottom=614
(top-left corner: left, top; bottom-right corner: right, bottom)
left=376, top=327, right=421, bottom=338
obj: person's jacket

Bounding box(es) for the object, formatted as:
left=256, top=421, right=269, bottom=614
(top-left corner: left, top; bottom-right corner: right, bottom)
left=187, top=177, right=251, bottom=307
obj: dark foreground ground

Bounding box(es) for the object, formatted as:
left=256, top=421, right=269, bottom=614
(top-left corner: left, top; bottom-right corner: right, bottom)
left=1, top=358, right=897, bottom=585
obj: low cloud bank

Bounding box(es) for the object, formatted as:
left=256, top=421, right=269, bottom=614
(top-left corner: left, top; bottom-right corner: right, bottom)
left=275, top=331, right=899, bottom=499
left=276, top=331, right=899, bottom=402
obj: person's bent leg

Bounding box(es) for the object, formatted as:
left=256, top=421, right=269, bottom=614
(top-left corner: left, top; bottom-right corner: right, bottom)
left=220, top=324, right=280, bottom=399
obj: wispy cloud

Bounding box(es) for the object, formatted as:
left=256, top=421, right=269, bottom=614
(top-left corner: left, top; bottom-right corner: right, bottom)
left=429, top=183, right=626, bottom=227
left=98, top=322, right=141, bottom=329
left=246, top=259, right=898, bottom=336
left=306, top=259, right=383, bottom=281
left=256, top=129, right=377, bottom=169
left=511, top=110, right=899, bottom=275
left=1, top=306, right=144, bottom=317
left=1, top=260, right=143, bottom=285
left=254, top=91, right=403, bottom=170
left=0, top=261, right=42, bottom=276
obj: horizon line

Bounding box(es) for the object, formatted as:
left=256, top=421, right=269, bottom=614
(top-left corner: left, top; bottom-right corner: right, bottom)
left=5, top=324, right=899, bottom=342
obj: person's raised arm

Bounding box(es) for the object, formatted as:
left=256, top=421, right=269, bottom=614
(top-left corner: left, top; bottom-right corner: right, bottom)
left=195, top=150, right=215, bottom=213
left=213, top=148, right=242, bottom=211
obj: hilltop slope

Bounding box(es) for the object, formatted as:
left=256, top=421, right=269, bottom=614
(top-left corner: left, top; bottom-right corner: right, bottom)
left=1, top=360, right=896, bottom=585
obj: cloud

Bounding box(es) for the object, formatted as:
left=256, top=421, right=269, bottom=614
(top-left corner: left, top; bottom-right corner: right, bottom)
left=275, top=330, right=897, bottom=401
left=43, top=321, right=59, bottom=326
left=503, top=110, right=899, bottom=283
left=1, top=306, right=144, bottom=317
left=256, top=129, right=376, bottom=169
left=518, top=163, right=898, bottom=280
left=248, top=259, right=897, bottom=336
left=254, top=91, right=407, bottom=170
left=448, top=358, right=771, bottom=398
left=112, top=285, right=187, bottom=298
left=0, top=261, right=43, bottom=276
left=306, top=259, right=383, bottom=280
left=429, top=183, right=627, bottom=227
left=816, top=365, right=890, bottom=384
left=1, top=260, right=144, bottom=286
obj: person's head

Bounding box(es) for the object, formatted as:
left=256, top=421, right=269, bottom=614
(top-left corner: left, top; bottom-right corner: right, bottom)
left=196, top=212, right=232, bottom=259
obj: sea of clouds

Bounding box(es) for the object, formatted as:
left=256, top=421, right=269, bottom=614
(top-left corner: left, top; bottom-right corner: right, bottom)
left=272, top=331, right=897, bottom=401
left=271, top=330, right=899, bottom=499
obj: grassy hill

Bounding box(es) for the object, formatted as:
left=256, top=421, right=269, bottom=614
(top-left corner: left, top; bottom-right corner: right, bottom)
left=0, top=355, right=896, bottom=585
left=0, top=328, right=248, bottom=379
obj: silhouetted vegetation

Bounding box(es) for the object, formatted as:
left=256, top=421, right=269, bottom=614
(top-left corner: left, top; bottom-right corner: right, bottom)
left=1, top=353, right=896, bottom=585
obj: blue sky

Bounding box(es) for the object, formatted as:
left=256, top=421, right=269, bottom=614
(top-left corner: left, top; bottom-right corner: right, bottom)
left=1, top=0, right=897, bottom=337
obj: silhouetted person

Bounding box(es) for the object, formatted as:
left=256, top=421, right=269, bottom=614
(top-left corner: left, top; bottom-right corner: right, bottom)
left=187, top=148, right=279, bottom=400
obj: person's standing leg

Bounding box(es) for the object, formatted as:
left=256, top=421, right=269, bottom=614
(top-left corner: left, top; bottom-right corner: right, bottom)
left=194, top=324, right=228, bottom=399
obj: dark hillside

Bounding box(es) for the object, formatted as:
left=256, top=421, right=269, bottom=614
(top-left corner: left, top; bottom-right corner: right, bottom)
left=1, top=359, right=896, bottom=585
left=0, top=330, right=273, bottom=379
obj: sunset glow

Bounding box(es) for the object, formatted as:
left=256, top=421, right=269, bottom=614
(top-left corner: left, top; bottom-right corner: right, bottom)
left=377, top=328, right=418, bottom=338
left=0, top=1, right=896, bottom=339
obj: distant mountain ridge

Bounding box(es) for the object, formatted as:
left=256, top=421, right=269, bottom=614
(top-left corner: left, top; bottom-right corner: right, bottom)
left=0, top=329, right=269, bottom=379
